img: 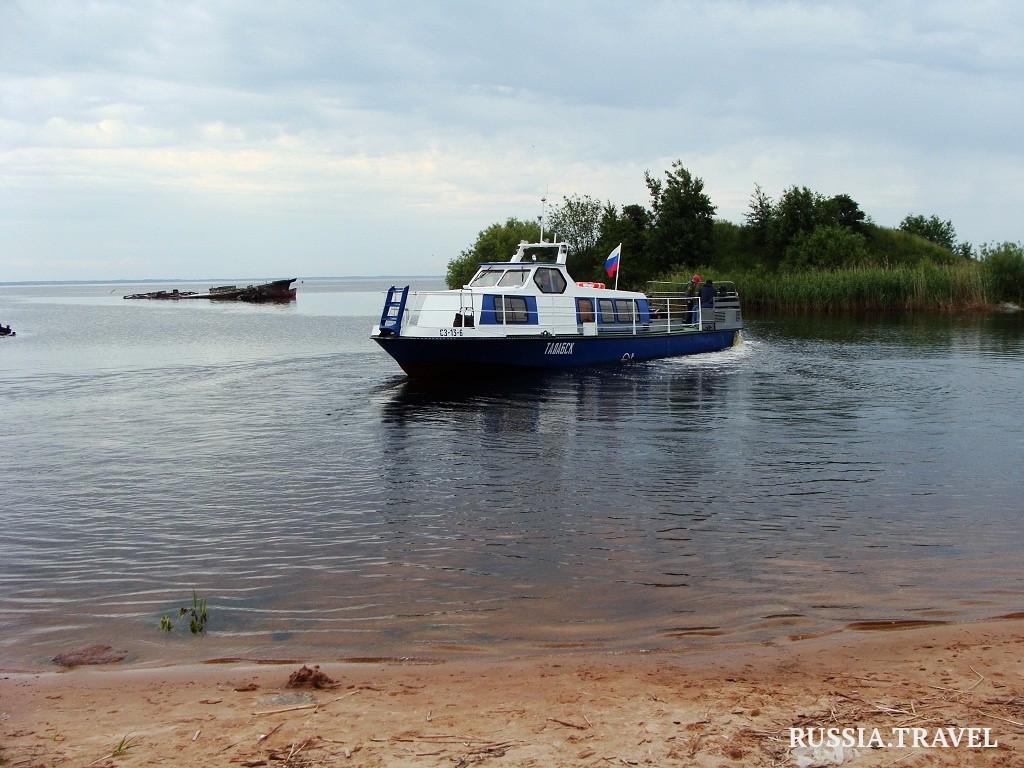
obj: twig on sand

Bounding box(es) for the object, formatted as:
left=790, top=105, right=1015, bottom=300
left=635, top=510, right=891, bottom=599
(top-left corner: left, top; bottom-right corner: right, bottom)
left=547, top=716, right=589, bottom=730
left=971, top=711, right=1024, bottom=729
left=255, top=702, right=321, bottom=716
left=390, top=733, right=515, bottom=746
left=376, top=733, right=519, bottom=766
left=927, top=667, right=986, bottom=695
left=879, top=748, right=921, bottom=767
left=686, top=733, right=703, bottom=758
left=254, top=690, right=359, bottom=716
left=257, top=723, right=284, bottom=742
left=288, top=739, right=310, bottom=759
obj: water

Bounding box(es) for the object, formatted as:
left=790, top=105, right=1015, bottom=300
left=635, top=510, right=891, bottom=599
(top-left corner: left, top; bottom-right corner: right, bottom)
left=2, top=280, right=1023, bottom=669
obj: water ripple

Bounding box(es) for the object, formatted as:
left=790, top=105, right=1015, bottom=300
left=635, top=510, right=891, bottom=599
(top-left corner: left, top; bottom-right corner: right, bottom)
left=2, top=292, right=1023, bottom=665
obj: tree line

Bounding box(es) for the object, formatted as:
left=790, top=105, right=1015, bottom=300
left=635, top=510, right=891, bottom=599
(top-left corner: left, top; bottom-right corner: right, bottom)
left=445, top=161, right=1024, bottom=307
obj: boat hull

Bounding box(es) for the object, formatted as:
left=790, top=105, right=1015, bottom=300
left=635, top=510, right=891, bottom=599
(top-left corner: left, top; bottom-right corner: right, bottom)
left=373, top=328, right=739, bottom=378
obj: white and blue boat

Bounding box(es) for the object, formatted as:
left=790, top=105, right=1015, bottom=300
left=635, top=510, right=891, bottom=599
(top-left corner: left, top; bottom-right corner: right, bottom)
left=371, top=239, right=742, bottom=378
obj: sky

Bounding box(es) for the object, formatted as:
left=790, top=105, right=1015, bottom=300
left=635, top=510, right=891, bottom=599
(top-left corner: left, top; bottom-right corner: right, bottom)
left=2, top=1, right=1022, bottom=281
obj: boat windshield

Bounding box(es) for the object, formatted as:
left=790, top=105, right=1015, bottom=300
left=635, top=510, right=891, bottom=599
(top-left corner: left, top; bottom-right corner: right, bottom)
left=470, top=268, right=504, bottom=287
left=497, top=269, right=529, bottom=287
left=470, top=268, right=530, bottom=288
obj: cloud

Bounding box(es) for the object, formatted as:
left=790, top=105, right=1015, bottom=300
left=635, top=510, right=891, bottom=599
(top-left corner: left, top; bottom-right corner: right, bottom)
left=1, top=0, right=1022, bottom=280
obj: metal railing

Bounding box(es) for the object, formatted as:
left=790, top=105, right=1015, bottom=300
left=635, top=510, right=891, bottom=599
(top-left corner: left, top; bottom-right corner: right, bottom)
left=401, top=288, right=707, bottom=335
left=648, top=280, right=740, bottom=300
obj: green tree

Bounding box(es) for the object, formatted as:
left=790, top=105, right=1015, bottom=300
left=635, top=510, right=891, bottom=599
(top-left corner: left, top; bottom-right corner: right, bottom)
left=547, top=194, right=602, bottom=258
left=744, top=184, right=773, bottom=247
left=644, top=161, right=716, bottom=275
left=444, top=218, right=540, bottom=288
left=782, top=225, right=869, bottom=271
left=547, top=194, right=604, bottom=279
left=824, top=194, right=869, bottom=233
left=953, top=241, right=975, bottom=260
left=900, top=214, right=957, bottom=251
left=594, top=203, right=651, bottom=285
left=768, top=186, right=826, bottom=263
left=712, top=219, right=760, bottom=271
left=759, top=186, right=870, bottom=268
left=740, top=183, right=776, bottom=269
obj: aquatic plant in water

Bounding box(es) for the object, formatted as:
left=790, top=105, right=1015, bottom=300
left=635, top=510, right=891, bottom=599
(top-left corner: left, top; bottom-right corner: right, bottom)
left=158, top=590, right=208, bottom=634
left=714, top=262, right=992, bottom=312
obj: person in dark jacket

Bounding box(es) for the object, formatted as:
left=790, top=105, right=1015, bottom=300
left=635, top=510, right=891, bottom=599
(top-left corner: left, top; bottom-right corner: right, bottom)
left=699, top=279, right=715, bottom=307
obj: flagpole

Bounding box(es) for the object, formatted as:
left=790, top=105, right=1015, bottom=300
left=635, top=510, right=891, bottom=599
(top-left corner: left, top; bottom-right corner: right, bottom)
left=615, top=243, right=621, bottom=290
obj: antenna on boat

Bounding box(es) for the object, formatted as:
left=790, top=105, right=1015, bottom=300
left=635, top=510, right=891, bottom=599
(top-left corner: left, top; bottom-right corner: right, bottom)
left=538, top=194, right=547, bottom=242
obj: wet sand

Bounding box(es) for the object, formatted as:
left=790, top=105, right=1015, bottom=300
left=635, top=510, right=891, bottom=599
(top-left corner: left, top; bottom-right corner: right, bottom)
left=3, top=617, right=1024, bottom=767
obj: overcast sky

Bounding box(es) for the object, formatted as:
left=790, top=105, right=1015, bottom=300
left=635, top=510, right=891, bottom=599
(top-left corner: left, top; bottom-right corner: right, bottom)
left=2, top=1, right=1022, bottom=281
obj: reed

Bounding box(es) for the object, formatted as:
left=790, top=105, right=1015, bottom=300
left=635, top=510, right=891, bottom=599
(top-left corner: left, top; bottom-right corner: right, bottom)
left=675, top=263, right=993, bottom=312
left=158, top=590, right=209, bottom=634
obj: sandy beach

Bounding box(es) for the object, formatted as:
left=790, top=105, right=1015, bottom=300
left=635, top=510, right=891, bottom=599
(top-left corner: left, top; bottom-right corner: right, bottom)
left=3, top=616, right=1023, bottom=767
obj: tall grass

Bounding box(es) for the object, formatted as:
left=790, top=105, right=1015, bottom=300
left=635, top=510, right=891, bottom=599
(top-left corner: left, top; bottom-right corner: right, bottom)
left=674, top=263, right=994, bottom=312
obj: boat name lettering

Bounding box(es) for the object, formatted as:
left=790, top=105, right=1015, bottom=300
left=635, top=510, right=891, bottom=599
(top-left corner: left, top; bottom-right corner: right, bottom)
left=439, top=328, right=464, bottom=337
left=544, top=342, right=575, bottom=355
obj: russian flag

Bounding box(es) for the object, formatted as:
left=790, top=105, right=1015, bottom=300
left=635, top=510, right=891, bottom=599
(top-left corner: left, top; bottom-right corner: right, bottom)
left=604, top=244, right=621, bottom=277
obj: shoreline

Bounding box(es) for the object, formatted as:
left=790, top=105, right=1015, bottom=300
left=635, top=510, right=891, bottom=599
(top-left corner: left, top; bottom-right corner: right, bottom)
left=4, top=616, right=1022, bottom=767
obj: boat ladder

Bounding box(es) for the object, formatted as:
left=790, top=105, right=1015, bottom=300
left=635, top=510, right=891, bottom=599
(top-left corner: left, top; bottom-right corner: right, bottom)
left=379, top=286, right=410, bottom=336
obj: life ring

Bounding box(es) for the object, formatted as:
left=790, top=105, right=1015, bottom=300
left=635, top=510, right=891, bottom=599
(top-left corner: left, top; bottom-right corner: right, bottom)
left=575, top=281, right=606, bottom=289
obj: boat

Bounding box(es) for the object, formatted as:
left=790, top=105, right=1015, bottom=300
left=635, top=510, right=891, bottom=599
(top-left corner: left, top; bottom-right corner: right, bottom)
left=122, top=289, right=199, bottom=300
left=242, top=278, right=298, bottom=302
left=124, top=279, right=297, bottom=302
left=370, top=239, right=742, bottom=378
left=0, top=324, right=14, bottom=338
left=205, top=278, right=297, bottom=302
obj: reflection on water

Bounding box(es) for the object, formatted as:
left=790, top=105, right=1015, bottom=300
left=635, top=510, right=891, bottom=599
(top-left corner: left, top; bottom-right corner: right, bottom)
left=1, top=283, right=1023, bottom=667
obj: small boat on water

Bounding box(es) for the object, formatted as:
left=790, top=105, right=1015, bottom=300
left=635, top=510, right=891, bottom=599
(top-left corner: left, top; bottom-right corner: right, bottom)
left=124, top=278, right=297, bottom=302
left=371, top=239, right=742, bottom=378
left=205, top=278, right=298, bottom=302
left=0, top=324, right=15, bottom=338
left=122, top=289, right=199, bottom=300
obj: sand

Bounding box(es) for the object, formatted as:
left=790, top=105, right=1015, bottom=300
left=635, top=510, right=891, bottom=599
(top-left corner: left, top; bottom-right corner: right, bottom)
left=3, top=617, right=1024, bottom=767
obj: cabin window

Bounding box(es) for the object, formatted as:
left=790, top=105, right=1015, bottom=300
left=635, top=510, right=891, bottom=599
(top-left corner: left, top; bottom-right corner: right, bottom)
left=636, top=298, right=651, bottom=323
left=520, top=245, right=562, bottom=263
left=598, top=298, right=637, bottom=324
left=497, top=296, right=529, bottom=324
left=533, top=268, right=567, bottom=294
left=480, top=295, right=537, bottom=324
left=614, top=299, right=636, bottom=323
left=497, top=269, right=529, bottom=287
left=577, top=297, right=595, bottom=323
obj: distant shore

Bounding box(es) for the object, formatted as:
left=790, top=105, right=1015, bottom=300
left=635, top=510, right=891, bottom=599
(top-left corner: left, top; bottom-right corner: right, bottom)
left=4, top=616, right=1022, bottom=767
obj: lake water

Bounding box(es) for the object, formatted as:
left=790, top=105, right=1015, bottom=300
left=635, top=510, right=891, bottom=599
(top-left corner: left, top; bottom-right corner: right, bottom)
left=1, top=279, right=1023, bottom=669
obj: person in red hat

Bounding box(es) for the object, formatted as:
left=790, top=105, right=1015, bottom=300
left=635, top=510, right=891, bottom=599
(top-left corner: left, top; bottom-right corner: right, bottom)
left=685, top=274, right=701, bottom=323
